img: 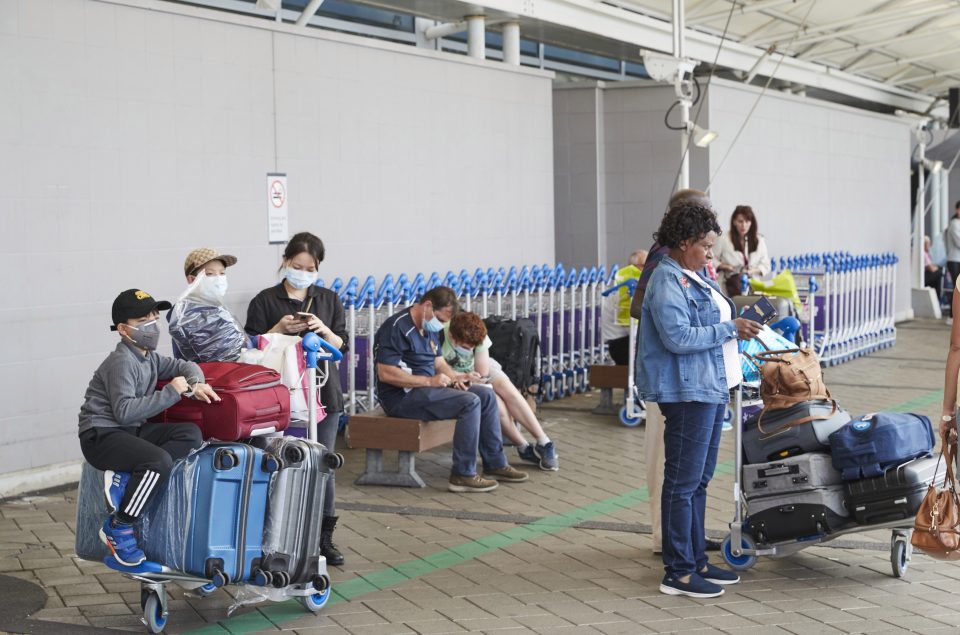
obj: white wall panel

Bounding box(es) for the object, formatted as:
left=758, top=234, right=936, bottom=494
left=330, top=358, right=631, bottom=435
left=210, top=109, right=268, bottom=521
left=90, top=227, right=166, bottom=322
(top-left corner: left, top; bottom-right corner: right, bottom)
left=0, top=0, right=555, bottom=479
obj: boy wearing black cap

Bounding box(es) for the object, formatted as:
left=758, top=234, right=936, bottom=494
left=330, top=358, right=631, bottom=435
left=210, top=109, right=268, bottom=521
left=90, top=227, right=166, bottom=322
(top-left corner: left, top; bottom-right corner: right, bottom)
left=78, top=289, right=219, bottom=566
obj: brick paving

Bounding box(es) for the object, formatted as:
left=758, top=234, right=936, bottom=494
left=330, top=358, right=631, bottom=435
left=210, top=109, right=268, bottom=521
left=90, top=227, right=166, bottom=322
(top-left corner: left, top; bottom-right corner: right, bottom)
left=2, top=319, right=959, bottom=634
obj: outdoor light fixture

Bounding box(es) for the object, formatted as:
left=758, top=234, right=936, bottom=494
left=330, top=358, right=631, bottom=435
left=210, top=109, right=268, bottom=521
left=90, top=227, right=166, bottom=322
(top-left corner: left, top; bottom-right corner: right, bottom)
left=690, top=122, right=718, bottom=147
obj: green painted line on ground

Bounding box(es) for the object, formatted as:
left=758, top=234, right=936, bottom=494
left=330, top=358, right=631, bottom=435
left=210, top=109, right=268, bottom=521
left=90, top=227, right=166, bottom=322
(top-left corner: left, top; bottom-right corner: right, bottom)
left=183, top=478, right=662, bottom=635
left=888, top=388, right=944, bottom=413
left=185, top=388, right=946, bottom=634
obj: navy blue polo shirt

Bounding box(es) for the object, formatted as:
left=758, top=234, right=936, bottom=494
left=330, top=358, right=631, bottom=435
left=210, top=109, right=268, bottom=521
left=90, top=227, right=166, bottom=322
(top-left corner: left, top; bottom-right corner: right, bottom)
left=374, top=308, right=440, bottom=410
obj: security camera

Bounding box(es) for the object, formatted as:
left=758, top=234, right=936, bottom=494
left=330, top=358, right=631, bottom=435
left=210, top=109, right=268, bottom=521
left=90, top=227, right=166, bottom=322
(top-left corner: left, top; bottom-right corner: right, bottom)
left=640, top=49, right=699, bottom=83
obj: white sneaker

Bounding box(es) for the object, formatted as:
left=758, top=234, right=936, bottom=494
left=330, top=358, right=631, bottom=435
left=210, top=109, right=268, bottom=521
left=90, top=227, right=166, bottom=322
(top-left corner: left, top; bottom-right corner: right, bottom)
left=947, top=317, right=953, bottom=326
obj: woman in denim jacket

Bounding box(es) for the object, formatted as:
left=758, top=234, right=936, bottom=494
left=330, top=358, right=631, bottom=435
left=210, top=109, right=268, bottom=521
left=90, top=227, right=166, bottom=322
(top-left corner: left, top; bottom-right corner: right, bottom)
left=638, top=202, right=762, bottom=598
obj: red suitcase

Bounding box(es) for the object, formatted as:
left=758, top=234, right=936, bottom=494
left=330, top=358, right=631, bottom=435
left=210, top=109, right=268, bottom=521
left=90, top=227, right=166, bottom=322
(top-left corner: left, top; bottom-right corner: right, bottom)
left=151, top=362, right=290, bottom=440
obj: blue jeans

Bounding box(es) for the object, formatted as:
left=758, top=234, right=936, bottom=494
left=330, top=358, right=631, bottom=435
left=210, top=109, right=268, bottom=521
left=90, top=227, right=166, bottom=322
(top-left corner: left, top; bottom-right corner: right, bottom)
left=659, top=401, right=724, bottom=577
left=385, top=385, right=507, bottom=477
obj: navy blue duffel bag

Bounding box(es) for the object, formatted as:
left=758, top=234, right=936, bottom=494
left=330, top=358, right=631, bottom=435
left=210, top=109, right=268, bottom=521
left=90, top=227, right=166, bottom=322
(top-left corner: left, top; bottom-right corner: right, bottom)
left=828, top=412, right=935, bottom=480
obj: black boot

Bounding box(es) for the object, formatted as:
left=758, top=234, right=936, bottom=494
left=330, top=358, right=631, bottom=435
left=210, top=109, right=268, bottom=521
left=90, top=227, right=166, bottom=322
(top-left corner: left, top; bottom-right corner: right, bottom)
left=320, top=515, right=344, bottom=566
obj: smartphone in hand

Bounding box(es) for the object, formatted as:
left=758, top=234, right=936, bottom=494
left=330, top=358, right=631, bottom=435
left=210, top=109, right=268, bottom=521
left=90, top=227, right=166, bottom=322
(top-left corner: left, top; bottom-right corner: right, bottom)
left=296, top=312, right=313, bottom=322
left=740, top=296, right=778, bottom=325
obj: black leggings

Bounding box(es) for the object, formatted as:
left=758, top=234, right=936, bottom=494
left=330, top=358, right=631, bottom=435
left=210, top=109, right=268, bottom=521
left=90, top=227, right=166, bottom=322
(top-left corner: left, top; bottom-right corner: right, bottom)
left=79, top=423, right=202, bottom=522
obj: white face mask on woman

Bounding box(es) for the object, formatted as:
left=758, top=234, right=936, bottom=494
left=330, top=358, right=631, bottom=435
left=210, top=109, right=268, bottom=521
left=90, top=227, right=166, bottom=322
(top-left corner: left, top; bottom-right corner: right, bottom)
left=283, top=267, right=318, bottom=290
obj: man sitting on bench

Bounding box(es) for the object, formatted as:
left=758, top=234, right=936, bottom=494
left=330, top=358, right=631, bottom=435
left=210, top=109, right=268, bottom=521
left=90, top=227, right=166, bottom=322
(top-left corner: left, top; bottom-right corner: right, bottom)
left=374, top=286, right=528, bottom=493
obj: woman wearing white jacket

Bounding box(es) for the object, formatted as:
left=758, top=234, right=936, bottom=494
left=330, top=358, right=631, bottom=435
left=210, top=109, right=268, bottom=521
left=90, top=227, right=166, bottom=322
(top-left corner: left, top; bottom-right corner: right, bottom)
left=713, top=205, right=771, bottom=297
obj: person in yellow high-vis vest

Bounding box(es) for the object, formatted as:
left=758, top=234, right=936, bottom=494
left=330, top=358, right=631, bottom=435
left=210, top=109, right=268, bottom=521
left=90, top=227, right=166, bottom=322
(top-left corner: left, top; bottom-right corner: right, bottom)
left=602, top=250, right=646, bottom=365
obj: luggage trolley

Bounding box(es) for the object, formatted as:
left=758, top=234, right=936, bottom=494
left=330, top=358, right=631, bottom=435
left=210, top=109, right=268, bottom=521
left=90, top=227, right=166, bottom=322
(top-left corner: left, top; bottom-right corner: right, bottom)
left=722, top=384, right=915, bottom=579
left=105, top=335, right=345, bottom=633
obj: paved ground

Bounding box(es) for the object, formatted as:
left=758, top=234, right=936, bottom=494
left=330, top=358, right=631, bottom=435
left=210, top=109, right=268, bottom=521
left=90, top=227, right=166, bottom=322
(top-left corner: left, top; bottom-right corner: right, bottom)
left=2, top=319, right=960, bottom=634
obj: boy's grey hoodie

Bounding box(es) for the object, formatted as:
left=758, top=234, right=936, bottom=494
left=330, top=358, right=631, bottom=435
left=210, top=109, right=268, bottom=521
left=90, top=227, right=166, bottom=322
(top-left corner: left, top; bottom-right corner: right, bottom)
left=78, top=340, right=203, bottom=434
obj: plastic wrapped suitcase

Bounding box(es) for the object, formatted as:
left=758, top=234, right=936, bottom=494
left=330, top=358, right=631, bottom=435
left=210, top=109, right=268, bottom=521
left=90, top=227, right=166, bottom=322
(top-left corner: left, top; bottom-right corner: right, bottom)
left=75, top=443, right=278, bottom=587
left=249, top=436, right=343, bottom=589
left=845, top=455, right=946, bottom=525
left=743, top=452, right=842, bottom=501
left=747, top=485, right=850, bottom=543
left=151, top=362, right=291, bottom=440
left=743, top=400, right=851, bottom=464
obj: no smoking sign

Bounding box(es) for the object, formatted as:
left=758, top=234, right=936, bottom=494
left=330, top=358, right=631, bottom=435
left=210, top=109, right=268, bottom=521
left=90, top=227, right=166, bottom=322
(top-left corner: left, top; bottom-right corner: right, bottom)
left=266, top=173, right=288, bottom=243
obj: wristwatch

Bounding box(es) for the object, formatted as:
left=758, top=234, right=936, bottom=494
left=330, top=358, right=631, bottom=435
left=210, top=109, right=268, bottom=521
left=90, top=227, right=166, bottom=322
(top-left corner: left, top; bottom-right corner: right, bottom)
left=942, top=415, right=955, bottom=422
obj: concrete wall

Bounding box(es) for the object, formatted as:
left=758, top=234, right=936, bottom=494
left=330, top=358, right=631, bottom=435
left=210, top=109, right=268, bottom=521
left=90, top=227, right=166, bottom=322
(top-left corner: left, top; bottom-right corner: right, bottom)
left=553, top=85, right=603, bottom=268
left=0, top=0, right=555, bottom=485
left=705, top=80, right=912, bottom=317
left=553, top=79, right=912, bottom=317
left=601, top=82, right=709, bottom=266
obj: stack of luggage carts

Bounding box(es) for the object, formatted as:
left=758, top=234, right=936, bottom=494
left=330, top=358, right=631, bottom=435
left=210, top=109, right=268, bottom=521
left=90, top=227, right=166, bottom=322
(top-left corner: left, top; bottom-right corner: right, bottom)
left=722, top=333, right=943, bottom=578
left=75, top=334, right=343, bottom=633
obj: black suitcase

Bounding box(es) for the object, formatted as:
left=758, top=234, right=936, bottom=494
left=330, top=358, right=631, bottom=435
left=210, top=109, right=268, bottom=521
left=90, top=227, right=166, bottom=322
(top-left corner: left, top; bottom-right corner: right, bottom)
left=252, top=437, right=343, bottom=588
left=743, top=400, right=851, bottom=464
left=844, top=455, right=945, bottom=525
left=747, top=486, right=850, bottom=544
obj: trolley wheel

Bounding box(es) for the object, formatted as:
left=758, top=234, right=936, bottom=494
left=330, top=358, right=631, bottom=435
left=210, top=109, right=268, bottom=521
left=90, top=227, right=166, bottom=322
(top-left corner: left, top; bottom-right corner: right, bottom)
left=214, top=449, right=237, bottom=470
left=891, top=534, right=912, bottom=578
left=578, top=373, right=589, bottom=393
left=142, top=592, right=167, bottom=634
left=618, top=405, right=642, bottom=427
left=210, top=570, right=228, bottom=588
left=272, top=571, right=290, bottom=588
left=301, top=588, right=331, bottom=613
left=721, top=533, right=758, bottom=571
left=325, top=452, right=344, bottom=470
left=197, top=582, right=217, bottom=597
left=544, top=383, right=555, bottom=402
left=253, top=568, right=273, bottom=587
left=283, top=445, right=305, bottom=464
left=262, top=453, right=282, bottom=473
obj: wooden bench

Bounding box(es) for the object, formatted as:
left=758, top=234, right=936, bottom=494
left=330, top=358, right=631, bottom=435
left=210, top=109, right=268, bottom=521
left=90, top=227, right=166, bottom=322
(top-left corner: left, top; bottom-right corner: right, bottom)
left=588, top=365, right=629, bottom=389
left=588, top=365, right=629, bottom=415
left=346, top=408, right=457, bottom=488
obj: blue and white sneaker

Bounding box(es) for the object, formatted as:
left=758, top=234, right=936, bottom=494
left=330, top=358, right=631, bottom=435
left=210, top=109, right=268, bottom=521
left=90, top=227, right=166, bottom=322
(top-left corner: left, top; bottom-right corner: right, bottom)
left=659, top=573, right=724, bottom=598
left=700, top=563, right=740, bottom=585
left=99, top=517, right=146, bottom=567
left=103, top=470, right=130, bottom=513
left=517, top=444, right=540, bottom=465
left=534, top=442, right=559, bottom=471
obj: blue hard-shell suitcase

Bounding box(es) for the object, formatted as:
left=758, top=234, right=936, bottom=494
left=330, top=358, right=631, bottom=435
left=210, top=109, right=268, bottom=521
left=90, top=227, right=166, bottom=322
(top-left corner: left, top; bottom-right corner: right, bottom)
left=181, top=443, right=274, bottom=585
left=75, top=443, right=277, bottom=587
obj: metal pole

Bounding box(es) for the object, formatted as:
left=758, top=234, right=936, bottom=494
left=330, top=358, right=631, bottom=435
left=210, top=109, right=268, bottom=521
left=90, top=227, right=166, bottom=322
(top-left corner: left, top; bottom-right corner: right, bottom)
left=673, top=0, right=690, bottom=189
left=916, top=131, right=927, bottom=289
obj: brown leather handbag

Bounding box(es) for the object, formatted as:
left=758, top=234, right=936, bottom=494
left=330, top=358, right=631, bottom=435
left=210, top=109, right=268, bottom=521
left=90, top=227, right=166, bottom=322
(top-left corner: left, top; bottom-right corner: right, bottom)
left=752, top=348, right=835, bottom=431
left=912, top=436, right=960, bottom=560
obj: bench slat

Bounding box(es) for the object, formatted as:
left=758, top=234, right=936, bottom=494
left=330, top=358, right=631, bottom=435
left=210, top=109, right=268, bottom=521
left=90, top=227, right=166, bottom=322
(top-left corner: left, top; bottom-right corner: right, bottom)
left=588, top=365, right=629, bottom=389
left=347, top=415, right=456, bottom=453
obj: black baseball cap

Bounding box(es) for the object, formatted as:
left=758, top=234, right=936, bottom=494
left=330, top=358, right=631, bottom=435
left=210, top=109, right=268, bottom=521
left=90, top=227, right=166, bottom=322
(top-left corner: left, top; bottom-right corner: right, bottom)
left=110, top=289, right=172, bottom=331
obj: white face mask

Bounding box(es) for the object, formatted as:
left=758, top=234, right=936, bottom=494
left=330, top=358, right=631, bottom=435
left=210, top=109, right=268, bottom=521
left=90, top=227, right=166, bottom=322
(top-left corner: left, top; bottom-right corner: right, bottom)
left=284, top=267, right=317, bottom=290
left=196, top=275, right=228, bottom=302
left=453, top=344, right=472, bottom=356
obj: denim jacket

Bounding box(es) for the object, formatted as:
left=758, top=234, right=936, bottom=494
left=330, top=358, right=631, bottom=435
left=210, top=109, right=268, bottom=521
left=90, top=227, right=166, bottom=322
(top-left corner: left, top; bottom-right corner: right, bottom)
left=637, top=255, right=737, bottom=404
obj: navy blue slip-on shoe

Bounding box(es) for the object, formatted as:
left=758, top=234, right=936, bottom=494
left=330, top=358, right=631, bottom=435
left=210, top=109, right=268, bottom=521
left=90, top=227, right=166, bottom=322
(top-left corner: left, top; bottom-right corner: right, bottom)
left=700, top=563, right=740, bottom=585
left=659, top=573, right=724, bottom=598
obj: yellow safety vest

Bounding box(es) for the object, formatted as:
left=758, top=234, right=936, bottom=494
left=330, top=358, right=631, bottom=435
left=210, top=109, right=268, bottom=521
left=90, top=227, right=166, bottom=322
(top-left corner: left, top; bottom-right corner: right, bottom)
left=614, top=264, right=642, bottom=326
